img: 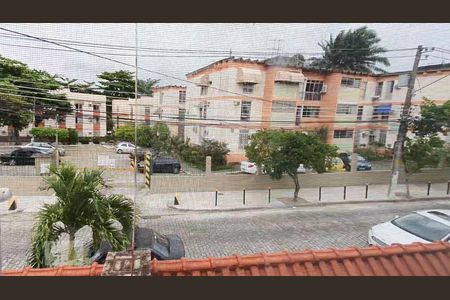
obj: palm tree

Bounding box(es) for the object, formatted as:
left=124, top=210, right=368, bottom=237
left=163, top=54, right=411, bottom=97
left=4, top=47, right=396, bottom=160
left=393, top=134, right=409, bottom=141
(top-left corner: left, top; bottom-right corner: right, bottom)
left=310, top=26, right=390, bottom=73
left=27, top=164, right=134, bottom=268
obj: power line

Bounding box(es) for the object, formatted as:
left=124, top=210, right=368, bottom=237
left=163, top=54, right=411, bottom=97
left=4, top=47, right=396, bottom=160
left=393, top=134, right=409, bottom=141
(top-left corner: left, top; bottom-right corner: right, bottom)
left=413, top=73, right=450, bottom=93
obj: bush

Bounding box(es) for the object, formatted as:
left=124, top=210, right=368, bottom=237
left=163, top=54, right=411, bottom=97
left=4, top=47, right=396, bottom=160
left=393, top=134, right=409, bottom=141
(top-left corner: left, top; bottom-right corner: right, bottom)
left=174, top=138, right=230, bottom=169
left=78, top=137, right=90, bottom=144
left=67, top=129, right=78, bottom=145
left=355, top=148, right=389, bottom=161
left=92, top=136, right=101, bottom=144
left=30, top=127, right=69, bottom=144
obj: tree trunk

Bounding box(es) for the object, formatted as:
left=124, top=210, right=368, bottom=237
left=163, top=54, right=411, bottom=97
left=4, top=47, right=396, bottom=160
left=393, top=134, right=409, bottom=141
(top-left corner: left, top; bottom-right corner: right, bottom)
left=289, top=173, right=300, bottom=201
left=405, top=174, right=411, bottom=198
left=68, top=231, right=77, bottom=264
left=12, top=127, right=20, bottom=145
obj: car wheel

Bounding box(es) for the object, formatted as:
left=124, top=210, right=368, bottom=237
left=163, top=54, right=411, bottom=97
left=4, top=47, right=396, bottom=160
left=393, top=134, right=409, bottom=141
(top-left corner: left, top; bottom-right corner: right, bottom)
left=173, top=166, right=180, bottom=174
left=117, top=149, right=123, bottom=154
left=9, top=159, right=16, bottom=166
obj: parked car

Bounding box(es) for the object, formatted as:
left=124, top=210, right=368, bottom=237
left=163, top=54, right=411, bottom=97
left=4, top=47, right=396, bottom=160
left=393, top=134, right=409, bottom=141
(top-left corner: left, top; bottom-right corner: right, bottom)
left=116, top=142, right=135, bottom=154
left=90, top=227, right=185, bottom=263
left=137, top=156, right=181, bottom=174
left=339, top=152, right=372, bottom=171
left=368, top=210, right=450, bottom=246
left=22, top=142, right=66, bottom=156
left=240, top=161, right=306, bottom=175
left=326, top=157, right=346, bottom=172
left=0, top=147, right=53, bottom=166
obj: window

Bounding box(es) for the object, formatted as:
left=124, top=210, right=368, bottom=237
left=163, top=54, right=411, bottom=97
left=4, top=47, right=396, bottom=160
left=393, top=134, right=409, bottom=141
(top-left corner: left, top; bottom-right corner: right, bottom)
left=392, top=213, right=450, bottom=242
left=144, top=106, right=150, bottom=115
left=240, top=101, right=251, bottom=121
left=94, top=116, right=100, bottom=124
left=93, top=104, right=100, bottom=111
left=75, top=103, right=83, bottom=111
left=375, top=82, right=383, bottom=97
left=75, top=116, right=83, bottom=124
left=334, top=130, right=353, bottom=139
left=242, top=83, right=254, bottom=94
left=302, top=106, right=320, bottom=118
left=274, top=82, right=298, bottom=99
left=336, top=104, right=357, bottom=114
left=199, top=102, right=207, bottom=119
left=357, top=106, right=364, bottom=121
left=379, top=130, right=387, bottom=144
left=373, top=105, right=391, bottom=120
left=178, top=108, right=186, bottom=120
left=304, top=80, right=323, bottom=100
left=295, top=106, right=302, bottom=125
left=341, top=77, right=362, bottom=88
left=200, top=86, right=208, bottom=96
left=179, top=91, right=186, bottom=104
left=388, top=81, right=395, bottom=93
left=271, top=101, right=296, bottom=112
left=238, top=129, right=250, bottom=150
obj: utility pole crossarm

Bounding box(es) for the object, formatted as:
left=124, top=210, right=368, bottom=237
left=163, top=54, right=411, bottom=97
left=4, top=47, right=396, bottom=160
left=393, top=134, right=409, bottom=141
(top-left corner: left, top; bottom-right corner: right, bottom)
left=387, top=45, right=423, bottom=198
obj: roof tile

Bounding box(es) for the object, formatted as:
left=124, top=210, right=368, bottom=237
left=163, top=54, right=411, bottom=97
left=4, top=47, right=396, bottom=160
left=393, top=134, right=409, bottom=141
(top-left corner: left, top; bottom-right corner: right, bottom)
left=3, top=242, right=449, bottom=276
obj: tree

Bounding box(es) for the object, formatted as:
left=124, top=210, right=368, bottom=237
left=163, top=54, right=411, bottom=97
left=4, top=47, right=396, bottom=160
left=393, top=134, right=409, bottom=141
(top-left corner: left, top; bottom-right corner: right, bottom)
left=200, top=138, right=230, bottom=167
left=310, top=26, right=390, bottom=73
left=138, top=78, right=159, bottom=96
left=28, top=164, right=134, bottom=268
left=402, top=135, right=447, bottom=197
left=114, top=123, right=172, bottom=153
left=245, top=130, right=338, bottom=200
left=0, top=55, right=72, bottom=143
left=412, top=98, right=450, bottom=136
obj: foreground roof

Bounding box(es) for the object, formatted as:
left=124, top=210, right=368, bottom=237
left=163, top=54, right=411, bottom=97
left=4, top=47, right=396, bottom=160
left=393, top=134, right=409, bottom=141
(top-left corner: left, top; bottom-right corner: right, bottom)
left=3, top=242, right=450, bottom=276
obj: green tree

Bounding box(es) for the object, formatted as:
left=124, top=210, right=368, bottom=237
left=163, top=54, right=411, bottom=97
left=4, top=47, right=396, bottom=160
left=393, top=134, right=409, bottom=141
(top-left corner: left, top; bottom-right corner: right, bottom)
left=30, top=127, right=69, bottom=143
left=138, top=78, right=159, bottom=95
left=114, top=124, right=135, bottom=143
left=402, top=135, right=447, bottom=197
left=310, top=26, right=390, bottom=73
left=245, top=130, right=338, bottom=200
left=412, top=98, right=450, bottom=136
left=0, top=55, right=71, bottom=143
left=137, top=122, right=171, bottom=153
left=200, top=138, right=230, bottom=167
left=28, top=164, right=134, bottom=268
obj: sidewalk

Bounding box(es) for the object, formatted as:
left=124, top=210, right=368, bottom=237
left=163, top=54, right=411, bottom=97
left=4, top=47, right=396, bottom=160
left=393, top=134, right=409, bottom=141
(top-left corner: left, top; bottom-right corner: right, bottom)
left=2, top=182, right=449, bottom=215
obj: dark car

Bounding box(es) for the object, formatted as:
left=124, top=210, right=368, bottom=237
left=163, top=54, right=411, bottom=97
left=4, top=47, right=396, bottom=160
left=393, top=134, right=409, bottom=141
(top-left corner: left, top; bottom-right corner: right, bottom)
left=90, top=228, right=185, bottom=264
left=137, top=156, right=181, bottom=174
left=339, top=152, right=372, bottom=171
left=0, top=147, right=52, bottom=166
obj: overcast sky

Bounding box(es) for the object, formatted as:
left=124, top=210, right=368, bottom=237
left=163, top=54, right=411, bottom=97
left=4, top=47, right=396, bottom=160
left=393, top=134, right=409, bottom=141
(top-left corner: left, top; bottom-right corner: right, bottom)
left=0, top=23, right=449, bottom=86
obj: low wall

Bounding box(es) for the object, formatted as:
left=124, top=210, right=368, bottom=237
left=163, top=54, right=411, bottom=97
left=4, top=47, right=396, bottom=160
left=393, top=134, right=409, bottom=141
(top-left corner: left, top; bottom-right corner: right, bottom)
left=2, top=168, right=449, bottom=195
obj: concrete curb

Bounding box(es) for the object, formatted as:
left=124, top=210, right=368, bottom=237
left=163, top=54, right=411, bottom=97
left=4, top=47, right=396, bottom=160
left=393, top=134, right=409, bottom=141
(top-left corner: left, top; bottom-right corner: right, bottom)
left=166, top=196, right=450, bottom=212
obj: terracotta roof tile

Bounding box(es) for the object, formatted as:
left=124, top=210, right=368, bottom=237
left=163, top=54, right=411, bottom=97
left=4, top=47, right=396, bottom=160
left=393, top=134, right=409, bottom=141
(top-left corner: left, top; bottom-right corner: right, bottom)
left=3, top=242, right=449, bottom=276
left=2, top=263, right=103, bottom=276
left=151, top=242, right=450, bottom=276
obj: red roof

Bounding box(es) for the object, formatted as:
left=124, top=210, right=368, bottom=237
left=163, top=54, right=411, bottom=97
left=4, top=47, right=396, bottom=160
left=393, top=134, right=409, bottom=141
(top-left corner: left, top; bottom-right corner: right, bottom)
left=3, top=242, right=450, bottom=276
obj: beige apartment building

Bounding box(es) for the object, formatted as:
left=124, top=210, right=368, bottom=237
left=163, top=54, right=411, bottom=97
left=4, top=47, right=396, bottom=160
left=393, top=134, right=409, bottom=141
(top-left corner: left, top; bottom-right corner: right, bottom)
left=0, top=89, right=107, bottom=141
left=183, top=58, right=450, bottom=163
left=111, top=85, right=186, bottom=138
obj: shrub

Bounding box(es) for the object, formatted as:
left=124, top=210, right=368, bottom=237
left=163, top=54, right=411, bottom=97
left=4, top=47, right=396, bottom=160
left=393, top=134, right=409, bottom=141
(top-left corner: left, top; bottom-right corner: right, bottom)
left=355, top=148, right=387, bottom=161
left=78, top=137, right=90, bottom=144
left=30, top=127, right=69, bottom=144
left=67, top=128, right=78, bottom=145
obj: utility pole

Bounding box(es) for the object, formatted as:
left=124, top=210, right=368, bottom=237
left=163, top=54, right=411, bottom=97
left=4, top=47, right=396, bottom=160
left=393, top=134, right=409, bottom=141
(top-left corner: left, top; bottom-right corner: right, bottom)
left=387, top=45, right=423, bottom=198
left=55, top=114, right=60, bottom=167
left=131, top=22, right=138, bottom=262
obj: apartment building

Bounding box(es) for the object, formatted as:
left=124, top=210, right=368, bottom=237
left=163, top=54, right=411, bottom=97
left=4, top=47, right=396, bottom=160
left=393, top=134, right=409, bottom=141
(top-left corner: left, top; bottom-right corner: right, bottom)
left=184, top=58, right=450, bottom=163
left=111, top=85, right=187, bottom=138
left=0, top=89, right=107, bottom=141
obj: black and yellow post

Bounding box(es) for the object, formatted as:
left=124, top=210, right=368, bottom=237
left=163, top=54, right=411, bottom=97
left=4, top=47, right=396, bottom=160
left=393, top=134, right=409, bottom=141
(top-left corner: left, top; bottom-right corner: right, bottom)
left=144, top=152, right=152, bottom=189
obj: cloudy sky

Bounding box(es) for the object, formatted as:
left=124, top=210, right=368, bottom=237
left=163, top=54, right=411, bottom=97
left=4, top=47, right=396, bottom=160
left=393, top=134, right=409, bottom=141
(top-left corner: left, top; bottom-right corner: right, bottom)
left=0, top=23, right=449, bottom=86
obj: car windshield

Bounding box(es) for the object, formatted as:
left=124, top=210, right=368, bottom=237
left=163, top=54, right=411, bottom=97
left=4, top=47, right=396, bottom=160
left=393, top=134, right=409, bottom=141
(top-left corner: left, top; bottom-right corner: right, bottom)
left=391, top=213, right=450, bottom=241
left=152, top=232, right=170, bottom=256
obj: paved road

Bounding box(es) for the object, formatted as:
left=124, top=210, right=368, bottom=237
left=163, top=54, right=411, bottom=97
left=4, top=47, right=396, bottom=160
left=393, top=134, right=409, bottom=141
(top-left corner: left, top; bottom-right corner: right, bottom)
left=2, top=199, right=450, bottom=270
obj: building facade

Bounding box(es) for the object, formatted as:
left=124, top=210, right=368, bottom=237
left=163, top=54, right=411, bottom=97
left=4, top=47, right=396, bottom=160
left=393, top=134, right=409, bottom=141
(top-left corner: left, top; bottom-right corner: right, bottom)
left=183, top=58, right=450, bottom=163
left=0, top=89, right=107, bottom=141
left=112, top=85, right=187, bottom=139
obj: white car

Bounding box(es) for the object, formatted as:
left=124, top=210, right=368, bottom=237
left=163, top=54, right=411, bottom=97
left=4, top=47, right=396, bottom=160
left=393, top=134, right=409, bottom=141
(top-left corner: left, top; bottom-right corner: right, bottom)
left=368, top=210, right=450, bottom=246
left=22, top=142, right=65, bottom=156
left=116, top=142, right=135, bottom=154
left=240, top=161, right=306, bottom=175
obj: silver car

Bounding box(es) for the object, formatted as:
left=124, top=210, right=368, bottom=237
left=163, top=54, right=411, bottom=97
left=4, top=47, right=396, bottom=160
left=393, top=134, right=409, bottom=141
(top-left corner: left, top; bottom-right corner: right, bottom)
left=369, top=210, right=450, bottom=246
